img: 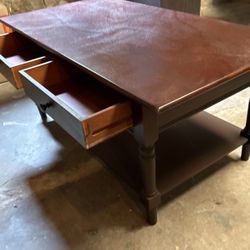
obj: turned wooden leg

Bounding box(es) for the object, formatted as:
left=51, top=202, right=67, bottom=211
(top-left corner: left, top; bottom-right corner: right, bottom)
left=139, top=145, right=160, bottom=225
left=241, top=99, right=250, bottom=161
left=241, top=143, right=250, bottom=161
left=36, top=104, right=47, bottom=123
left=134, top=107, right=161, bottom=225
left=147, top=207, right=157, bottom=225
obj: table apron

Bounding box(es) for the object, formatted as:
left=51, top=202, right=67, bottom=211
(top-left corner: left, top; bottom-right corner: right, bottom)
left=158, top=72, right=250, bottom=132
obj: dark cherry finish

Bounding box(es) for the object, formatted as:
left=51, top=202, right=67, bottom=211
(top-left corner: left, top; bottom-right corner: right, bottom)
left=1, top=0, right=249, bottom=224
left=0, top=32, right=46, bottom=88
left=1, top=0, right=250, bottom=112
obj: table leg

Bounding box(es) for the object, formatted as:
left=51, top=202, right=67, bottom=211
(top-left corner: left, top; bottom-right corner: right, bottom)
left=241, top=99, right=250, bottom=161
left=134, top=107, right=161, bottom=225
left=139, top=145, right=159, bottom=224
left=36, top=104, right=47, bottom=123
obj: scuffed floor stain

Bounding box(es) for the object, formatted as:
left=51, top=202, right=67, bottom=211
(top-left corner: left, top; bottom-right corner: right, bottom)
left=2, top=121, right=28, bottom=126
left=209, top=211, right=233, bottom=230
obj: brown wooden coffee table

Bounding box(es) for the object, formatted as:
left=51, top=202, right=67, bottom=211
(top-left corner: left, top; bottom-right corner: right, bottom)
left=1, top=0, right=249, bottom=225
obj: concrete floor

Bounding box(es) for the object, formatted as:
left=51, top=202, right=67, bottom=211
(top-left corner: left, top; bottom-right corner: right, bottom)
left=0, top=1, right=250, bottom=250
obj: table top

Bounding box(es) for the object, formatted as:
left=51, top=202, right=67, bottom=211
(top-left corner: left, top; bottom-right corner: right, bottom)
left=1, top=0, right=250, bottom=112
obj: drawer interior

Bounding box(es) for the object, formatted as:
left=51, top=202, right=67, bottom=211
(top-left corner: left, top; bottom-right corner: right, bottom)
left=25, top=60, right=127, bottom=118
left=0, top=32, right=46, bottom=88
left=21, top=59, right=133, bottom=148
left=0, top=32, right=44, bottom=65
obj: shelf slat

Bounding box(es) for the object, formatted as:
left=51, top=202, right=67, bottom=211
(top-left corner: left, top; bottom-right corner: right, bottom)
left=92, top=112, right=247, bottom=196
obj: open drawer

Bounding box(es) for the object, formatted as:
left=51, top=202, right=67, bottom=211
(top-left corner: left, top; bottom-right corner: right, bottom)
left=19, top=60, right=134, bottom=149
left=0, top=32, right=46, bottom=88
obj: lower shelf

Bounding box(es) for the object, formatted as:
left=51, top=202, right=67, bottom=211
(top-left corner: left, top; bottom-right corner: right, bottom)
left=92, top=111, right=247, bottom=198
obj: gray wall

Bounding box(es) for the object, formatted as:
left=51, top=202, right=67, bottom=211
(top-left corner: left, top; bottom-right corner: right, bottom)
left=129, top=0, right=160, bottom=7
left=1, top=0, right=200, bottom=15
left=0, top=0, right=73, bottom=14
left=130, top=0, right=201, bottom=14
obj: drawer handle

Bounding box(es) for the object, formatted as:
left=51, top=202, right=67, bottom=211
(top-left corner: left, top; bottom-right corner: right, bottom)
left=40, top=102, right=52, bottom=112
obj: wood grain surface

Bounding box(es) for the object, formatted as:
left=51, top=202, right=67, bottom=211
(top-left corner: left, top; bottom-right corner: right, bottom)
left=2, top=0, right=250, bottom=111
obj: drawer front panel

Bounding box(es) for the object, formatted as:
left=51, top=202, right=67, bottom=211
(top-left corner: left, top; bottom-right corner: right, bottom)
left=83, top=102, right=133, bottom=148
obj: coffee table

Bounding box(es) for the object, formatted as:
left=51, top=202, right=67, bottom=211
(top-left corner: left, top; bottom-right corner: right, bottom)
left=0, top=0, right=249, bottom=225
